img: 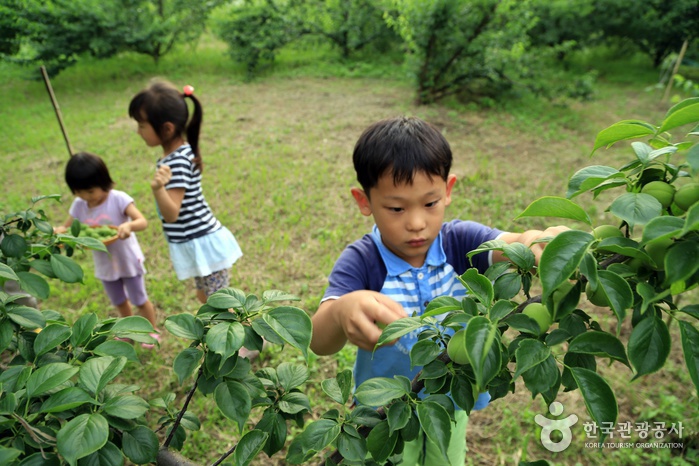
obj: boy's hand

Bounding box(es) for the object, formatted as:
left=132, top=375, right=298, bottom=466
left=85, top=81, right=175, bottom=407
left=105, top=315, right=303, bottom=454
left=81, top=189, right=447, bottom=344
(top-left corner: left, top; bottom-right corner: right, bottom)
left=53, top=225, right=68, bottom=234
left=335, top=291, right=407, bottom=351
left=151, top=165, right=172, bottom=190
left=524, top=225, right=570, bottom=263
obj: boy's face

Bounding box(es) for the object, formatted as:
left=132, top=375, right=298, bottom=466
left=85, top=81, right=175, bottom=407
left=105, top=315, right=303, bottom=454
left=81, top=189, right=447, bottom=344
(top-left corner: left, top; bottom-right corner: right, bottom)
left=352, top=171, right=457, bottom=268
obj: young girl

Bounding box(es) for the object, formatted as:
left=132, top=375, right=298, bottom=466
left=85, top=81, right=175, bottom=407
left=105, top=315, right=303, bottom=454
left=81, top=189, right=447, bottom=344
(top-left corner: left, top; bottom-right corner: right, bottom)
left=55, top=152, right=159, bottom=347
left=128, top=79, right=243, bottom=306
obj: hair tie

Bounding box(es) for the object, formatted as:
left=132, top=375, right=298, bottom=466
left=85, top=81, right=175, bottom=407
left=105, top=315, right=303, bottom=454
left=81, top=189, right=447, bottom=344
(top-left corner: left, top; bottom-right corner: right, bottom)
left=183, top=85, right=194, bottom=96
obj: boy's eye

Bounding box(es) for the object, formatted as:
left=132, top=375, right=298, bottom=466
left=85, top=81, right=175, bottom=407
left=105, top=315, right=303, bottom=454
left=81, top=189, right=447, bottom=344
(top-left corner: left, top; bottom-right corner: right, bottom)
left=425, top=200, right=438, bottom=207
left=387, top=207, right=403, bottom=213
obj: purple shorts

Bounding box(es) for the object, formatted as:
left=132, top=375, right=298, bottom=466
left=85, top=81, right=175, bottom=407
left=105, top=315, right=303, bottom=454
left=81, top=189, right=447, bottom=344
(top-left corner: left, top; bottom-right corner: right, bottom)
left=101, top=275, right=149, bottom=307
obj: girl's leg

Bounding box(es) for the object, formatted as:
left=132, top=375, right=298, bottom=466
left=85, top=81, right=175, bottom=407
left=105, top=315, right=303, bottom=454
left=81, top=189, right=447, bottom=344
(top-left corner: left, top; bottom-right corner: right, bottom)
left=195, top=269, right=231, bottom=298
left=102, top=279, right=131, bottom=318
left=122, top=275, right=158, bottom=328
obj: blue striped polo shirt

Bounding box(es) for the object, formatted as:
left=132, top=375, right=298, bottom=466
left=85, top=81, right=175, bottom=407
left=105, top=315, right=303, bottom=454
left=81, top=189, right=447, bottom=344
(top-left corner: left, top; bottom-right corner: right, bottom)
left=323, top=219, right=504, bottom=409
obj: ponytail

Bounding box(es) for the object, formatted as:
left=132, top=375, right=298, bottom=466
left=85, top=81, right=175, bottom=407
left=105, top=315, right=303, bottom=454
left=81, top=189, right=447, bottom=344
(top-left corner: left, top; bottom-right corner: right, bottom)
left=184, top=91, right=203, bottom=173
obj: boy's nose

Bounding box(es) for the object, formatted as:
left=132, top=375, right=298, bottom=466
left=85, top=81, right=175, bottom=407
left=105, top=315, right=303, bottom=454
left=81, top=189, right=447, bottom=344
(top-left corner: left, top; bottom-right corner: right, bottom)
left=406, top=213, right=426, bottom=231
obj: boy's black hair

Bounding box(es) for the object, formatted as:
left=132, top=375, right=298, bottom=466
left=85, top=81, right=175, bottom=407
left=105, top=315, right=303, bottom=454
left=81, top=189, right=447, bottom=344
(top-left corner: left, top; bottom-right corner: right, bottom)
left=353, top=116, right=452, bottom=195
left=128, top=78, right=204, bottom=172
left=64, top=152, right=114, bottom=193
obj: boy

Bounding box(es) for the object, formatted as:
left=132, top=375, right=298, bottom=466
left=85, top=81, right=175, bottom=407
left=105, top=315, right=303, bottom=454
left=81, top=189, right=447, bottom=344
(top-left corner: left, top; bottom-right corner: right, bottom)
left=310, top=116, right=566, bottom=464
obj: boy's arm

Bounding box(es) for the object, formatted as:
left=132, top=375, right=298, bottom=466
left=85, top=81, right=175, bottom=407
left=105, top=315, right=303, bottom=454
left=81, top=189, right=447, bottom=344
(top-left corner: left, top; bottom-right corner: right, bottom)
left=311, top=291, right=407, bottom=355
left=493, top=225, right=569, bottom=265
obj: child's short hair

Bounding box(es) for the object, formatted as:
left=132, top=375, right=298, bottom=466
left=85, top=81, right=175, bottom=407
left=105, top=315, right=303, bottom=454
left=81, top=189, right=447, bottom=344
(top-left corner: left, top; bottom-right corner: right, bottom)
left=353, top=116, right=452, bottom=195
left=65, top=152, right=114, bottom=193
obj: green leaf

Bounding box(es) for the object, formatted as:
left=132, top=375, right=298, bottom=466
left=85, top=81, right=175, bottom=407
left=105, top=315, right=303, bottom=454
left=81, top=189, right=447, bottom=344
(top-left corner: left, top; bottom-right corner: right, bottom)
left=450, top=371, right=476, bottom=413
left=597, top=270, right=633, bottom=332
left=279, top=392, right=311, bottom=414
left=0, top=320, right=13, bottom=353
left=34, top=323, right=71, bottom=357
left=71, top=313, right=97, bottom=347
left=365, top=420, right=397, bottom=464
left=628, top=317, right=670, bottom=379
left=387, top=401, right=411, bottom=435
left=40, top=387, right=97, bottom=413
left=277, top=363, right=309, bottom=392
left=663, top=240, right=699, bottom=286
left=409, top=338, right=443, bottom=367
left=570, top=367, right=618, bottom=442
left=493, top=273, right=522, bottom=301
left=56, top=413, right=109, bottom=466
left=29, top=259, right=56, bottom=278
left=262, top=306, right=313, bottom=361
left=489, top=300, right=517, bottom=322
left=173, top=348, right=203, bottom=384
left=50, top=254, right=84, bottom=283
left=682, top=203, right=699, bottom=235
left=641, top=216, right=685, bottom=243
left=287, top=419, right=341, bottom=464
left=502, top=242, right=536, bottom=271
left=262, top=289, right=299, bottom=303
left=205, top=321, right=245, bottom=361
left=679, top=321, right=699, bottom=398
left=0, top=446, right=22, bottom=464
left=207, top=287, right=246, bottom=309
left=77, top=441, right=122, bottom=466
left=110, top=315, right=154, bottom=335
left=504, top=313, right=542, bottom=335
left=214, top=380, right=251, bottom=432
left=659, top=97, right=699, bottom=133
left=592, top=119, right=656, bottom=153
left=1, top=233, right=27, bottom=258
left=355, top=377, right=408, bottom=407
left=522, top=354, right=559, bottom=400
left=321, top=370, right=352, bottom=405
left=514, top=196, right=592, bottom=225
left=464, top=316, right=499, bottom=390
left=539, top=230, right=594, bottom=301
left=16, top=271, right=49, bottom=299
left=7, top=305, right=46, bottom=329
left=256, top=410, right=287, bottom=457
left=679, top=305, right=699, bottom=320
left=609, top=193, right=662, bottom=227
left=234, top=430, right=268, bottom=466
left=423, top=296, right=462, bottom=317
left=26, top=363, right=79, bottom=398
left=92, top=340, right=139, bottom=362
left=337, top=428, right=367, bottom=462
left=78, top=356, right=127, bottom=396
left=416, top=401, right=451, bottom=461
left=164, top=313, right=204, bottom=341
left=376, top=316, right=423, bottom=347
left=568, top=331, right=630, bottom=367
left=458, top=268, right=494, bottom=308
left=122, top=426, right=159, bottom=465
left=102, top=395, right=150, bottom=419
left=514, top=339, right=551, bottom=379
left=0, top=262, right=19, bottom=281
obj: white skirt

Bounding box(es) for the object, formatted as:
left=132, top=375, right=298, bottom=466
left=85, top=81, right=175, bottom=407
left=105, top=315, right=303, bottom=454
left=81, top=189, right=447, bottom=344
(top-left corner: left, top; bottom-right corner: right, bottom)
left=168, top=227, right=243, bottom=280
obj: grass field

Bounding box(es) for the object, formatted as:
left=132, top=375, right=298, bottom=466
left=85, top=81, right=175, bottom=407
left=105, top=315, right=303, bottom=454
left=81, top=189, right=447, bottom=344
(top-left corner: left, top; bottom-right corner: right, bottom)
left=2, top=36, right=698, bottom=465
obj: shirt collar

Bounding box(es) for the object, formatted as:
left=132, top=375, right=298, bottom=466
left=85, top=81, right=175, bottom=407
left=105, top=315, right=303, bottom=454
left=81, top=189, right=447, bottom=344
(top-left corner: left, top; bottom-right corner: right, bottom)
left=370, top=224, right=446, bottom=276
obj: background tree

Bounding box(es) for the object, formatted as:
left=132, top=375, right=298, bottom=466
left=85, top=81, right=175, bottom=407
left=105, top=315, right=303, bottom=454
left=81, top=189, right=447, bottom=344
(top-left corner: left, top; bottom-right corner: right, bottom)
left=8, top=0, right=225, bottom=76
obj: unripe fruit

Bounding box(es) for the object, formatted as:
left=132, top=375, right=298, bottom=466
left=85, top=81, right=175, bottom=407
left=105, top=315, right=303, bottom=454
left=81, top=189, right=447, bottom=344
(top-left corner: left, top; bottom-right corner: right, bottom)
left=641, top=181, right=675, bottom=208
left=644, top=237, right=673, bottom=271
left=673, top=183, right=699, bottom=211
left=585, top=282, right=610, bottom=307
left=447, top=329, right=469, bottom=364
left=522, top=303, right=552, bottom=333
left=592, top=224, right=623, bottom=240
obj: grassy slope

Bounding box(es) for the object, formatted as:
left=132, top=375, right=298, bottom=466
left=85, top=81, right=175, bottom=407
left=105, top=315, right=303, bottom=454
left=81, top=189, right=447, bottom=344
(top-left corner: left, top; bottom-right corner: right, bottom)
left=1, top=38, right=697, bottom=465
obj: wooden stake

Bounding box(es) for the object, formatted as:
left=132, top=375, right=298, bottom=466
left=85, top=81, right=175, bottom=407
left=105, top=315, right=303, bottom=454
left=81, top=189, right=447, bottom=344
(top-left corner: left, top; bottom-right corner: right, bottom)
left=662, top=39, right=689, bottom=104
left=40, top=66, right=75, bottom=157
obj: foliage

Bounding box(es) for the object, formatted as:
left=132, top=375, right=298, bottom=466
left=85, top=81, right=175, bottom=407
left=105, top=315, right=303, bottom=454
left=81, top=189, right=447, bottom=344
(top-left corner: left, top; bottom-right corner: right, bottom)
left=384, top=0, right=595, bottom=105
left=589, top=0, right=699, bottom=68
left=0, top=196, right=161, bottom=465
left=0, top=0, right=22, bottom=57
left=280, top=98, right=699, bottom=463
left=6, top=0, right=225, bottom=76
left=213, top=0, right=395, bottom=77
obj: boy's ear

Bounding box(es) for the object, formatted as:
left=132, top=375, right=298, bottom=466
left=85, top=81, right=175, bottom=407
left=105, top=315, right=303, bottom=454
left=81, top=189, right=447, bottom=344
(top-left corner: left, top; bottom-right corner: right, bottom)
left=444, top=174, right=457, bottom=206
left=351, top=187, right=372, bottom=216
